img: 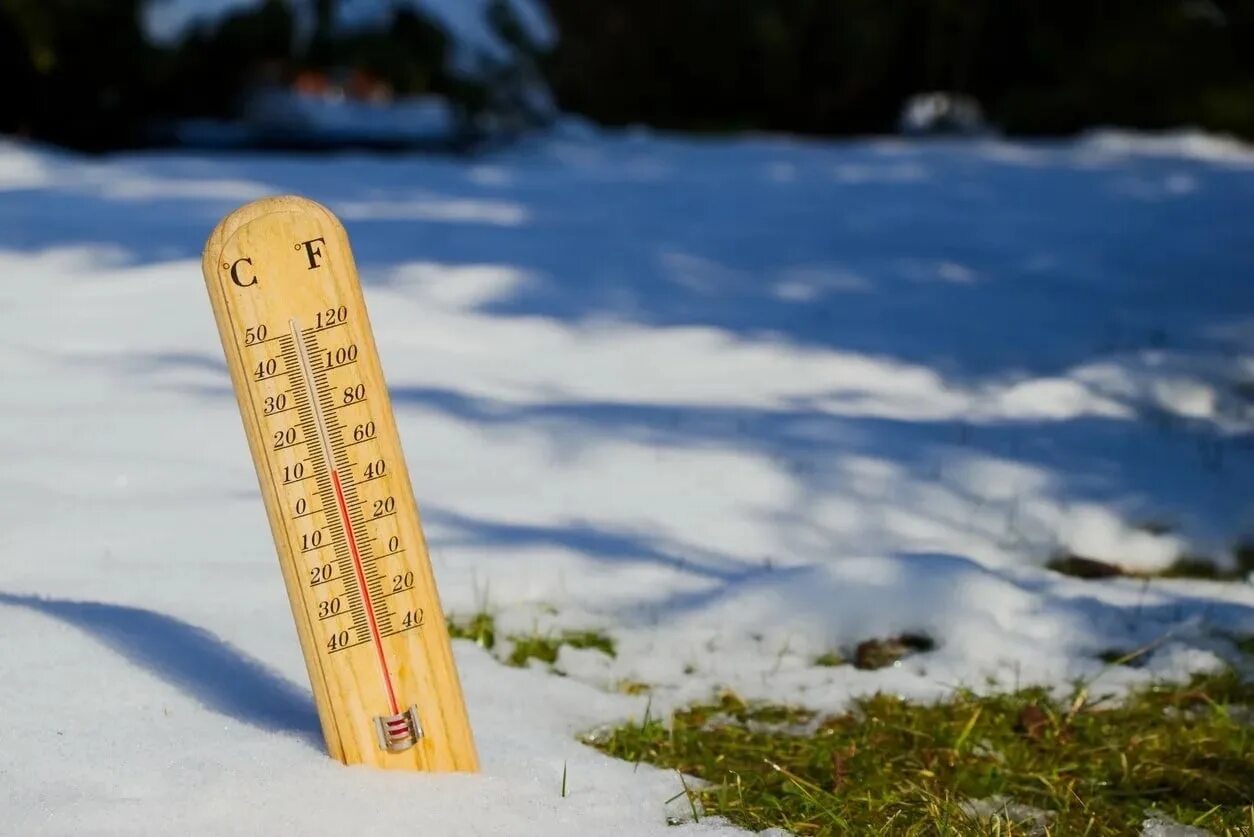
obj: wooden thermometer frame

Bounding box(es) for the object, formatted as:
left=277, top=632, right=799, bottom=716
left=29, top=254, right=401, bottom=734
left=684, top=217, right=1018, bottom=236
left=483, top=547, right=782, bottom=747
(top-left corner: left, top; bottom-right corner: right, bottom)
left=202, top=196, right=476, bottom=770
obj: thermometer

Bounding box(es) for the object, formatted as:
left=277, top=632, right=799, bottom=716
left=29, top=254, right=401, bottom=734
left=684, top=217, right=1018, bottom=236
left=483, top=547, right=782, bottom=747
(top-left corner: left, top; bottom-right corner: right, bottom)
left=202, top=196, right=477, bottom=770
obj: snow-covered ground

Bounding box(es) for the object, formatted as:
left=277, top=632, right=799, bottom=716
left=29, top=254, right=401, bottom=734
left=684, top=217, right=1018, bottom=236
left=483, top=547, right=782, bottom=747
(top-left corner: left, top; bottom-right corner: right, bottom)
left=2, top=129, right=1254, bottom=834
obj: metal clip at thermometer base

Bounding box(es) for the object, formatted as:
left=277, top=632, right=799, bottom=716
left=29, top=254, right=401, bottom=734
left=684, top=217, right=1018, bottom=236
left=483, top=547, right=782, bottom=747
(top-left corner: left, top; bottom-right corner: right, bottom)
left=376, top=706, right=424, bottom=753
left=201, top=196, right=477, bottom=771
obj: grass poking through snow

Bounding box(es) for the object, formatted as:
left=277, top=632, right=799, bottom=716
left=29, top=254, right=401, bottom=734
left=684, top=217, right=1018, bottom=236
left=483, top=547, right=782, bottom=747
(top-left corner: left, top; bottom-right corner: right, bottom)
left=507, top=629, right=616, bottom=667
left=1048, top=545, right=1254, bottom=582
left=586, top=672, right=1254, bottom=835
left=447, top=611, right=616, bottom=668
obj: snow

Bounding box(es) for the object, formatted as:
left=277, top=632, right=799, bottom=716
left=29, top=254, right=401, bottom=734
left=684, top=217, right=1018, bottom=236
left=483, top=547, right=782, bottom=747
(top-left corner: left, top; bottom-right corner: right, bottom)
left=405, top=0, right=555, bottom=58
left=144, top=0, right=260, bottom=44
left=2, top=129, right=1254, bottom=834
left=1080, top=128, right=1254, bottom=166
left=1141, top=813, right=1215, bottom=837
left=242, top=89, right=458, bottom=144
left=144, top=0, right=555, bottom=67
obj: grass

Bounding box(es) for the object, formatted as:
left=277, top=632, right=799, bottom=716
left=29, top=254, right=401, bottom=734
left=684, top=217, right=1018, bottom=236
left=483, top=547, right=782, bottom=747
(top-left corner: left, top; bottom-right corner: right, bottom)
left=447, top=611, right=497, bottom=650
left=447, top=611, right=616, bottom=668
left=586, top=672, right=1254, bottom=835
left=1156, top=556, right=1251, bottom=582
left=812, top=633, right=938, bottom=670
left=1048, top=545, right=1254, bottom=582
left=854, top=634, right=936, bottom=670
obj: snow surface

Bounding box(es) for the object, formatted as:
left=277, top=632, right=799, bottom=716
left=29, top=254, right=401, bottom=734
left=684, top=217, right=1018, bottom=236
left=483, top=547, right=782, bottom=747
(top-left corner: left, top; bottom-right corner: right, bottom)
left=2, top=129, right=1254, bottom=834
left=242, top=88, right=457, bottom=142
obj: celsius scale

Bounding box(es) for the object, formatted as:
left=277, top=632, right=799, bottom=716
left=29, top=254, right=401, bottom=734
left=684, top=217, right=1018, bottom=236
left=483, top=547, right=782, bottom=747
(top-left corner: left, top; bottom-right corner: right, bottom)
left=202, top=196, right=476, bottom=770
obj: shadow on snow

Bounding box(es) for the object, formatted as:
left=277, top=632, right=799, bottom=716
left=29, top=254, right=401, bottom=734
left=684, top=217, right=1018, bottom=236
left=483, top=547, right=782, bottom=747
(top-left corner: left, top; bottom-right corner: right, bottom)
left=0, top=591, right=322, bottom=748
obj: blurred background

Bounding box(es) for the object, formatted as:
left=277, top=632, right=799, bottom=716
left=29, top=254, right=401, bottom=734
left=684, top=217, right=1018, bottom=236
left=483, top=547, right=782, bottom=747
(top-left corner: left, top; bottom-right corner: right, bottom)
left=3, top=4, right=1254, bottom=832
left=2, top=0, right=1253, bottom=151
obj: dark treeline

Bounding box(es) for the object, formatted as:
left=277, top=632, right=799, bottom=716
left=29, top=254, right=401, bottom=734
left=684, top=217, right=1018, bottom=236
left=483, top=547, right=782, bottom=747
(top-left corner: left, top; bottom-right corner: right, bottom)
left=1, top=0, right=1253, bottom=150
left=0, top=0, right=468, bottom=149
left=1, top=1, right=153, bottom=148
left=545, top=0, right=1254, bottom=137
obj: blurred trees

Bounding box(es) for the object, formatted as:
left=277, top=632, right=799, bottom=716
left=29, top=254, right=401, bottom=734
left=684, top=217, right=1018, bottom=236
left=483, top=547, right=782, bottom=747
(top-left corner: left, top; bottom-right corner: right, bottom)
left=0, top=0, right=483, bottom=149
left=544, top=0, right=1254, bottom=137
left=0, top=0, right=154, bottom=147
left=1, top=0, right=1253, bottom=149
left=151, top=2, right=456, bottom=120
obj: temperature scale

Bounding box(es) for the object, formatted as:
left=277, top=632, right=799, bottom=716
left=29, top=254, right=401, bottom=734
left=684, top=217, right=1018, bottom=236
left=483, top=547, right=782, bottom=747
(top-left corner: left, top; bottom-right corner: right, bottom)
left=201, top=196, right=477, bottom=770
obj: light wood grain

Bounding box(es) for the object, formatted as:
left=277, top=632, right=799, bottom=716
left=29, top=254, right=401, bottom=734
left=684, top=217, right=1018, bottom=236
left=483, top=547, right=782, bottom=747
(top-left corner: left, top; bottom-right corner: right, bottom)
left=202, top=196, right=477, bottom=771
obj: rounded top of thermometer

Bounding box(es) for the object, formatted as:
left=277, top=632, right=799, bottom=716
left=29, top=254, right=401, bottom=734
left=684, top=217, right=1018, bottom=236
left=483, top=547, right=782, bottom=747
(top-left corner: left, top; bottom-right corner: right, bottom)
left=204, top=194, right=343, bottom=269
left=200, top=195, right=478, bottom=771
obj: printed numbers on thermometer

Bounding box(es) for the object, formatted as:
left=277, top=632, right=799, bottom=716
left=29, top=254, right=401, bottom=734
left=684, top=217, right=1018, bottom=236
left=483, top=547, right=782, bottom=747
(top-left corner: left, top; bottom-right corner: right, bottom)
left=202, top=196, right=477, bottom=771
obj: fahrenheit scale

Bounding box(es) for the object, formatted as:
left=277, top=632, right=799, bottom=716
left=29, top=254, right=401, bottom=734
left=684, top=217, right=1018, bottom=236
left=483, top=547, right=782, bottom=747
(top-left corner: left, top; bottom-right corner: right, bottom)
left=202, top=196, right=476, bottom=770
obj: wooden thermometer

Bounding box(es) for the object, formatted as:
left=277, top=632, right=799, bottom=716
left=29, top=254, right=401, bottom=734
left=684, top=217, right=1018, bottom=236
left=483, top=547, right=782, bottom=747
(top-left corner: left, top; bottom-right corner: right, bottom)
left=202, top=196, right=477, bottom=771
